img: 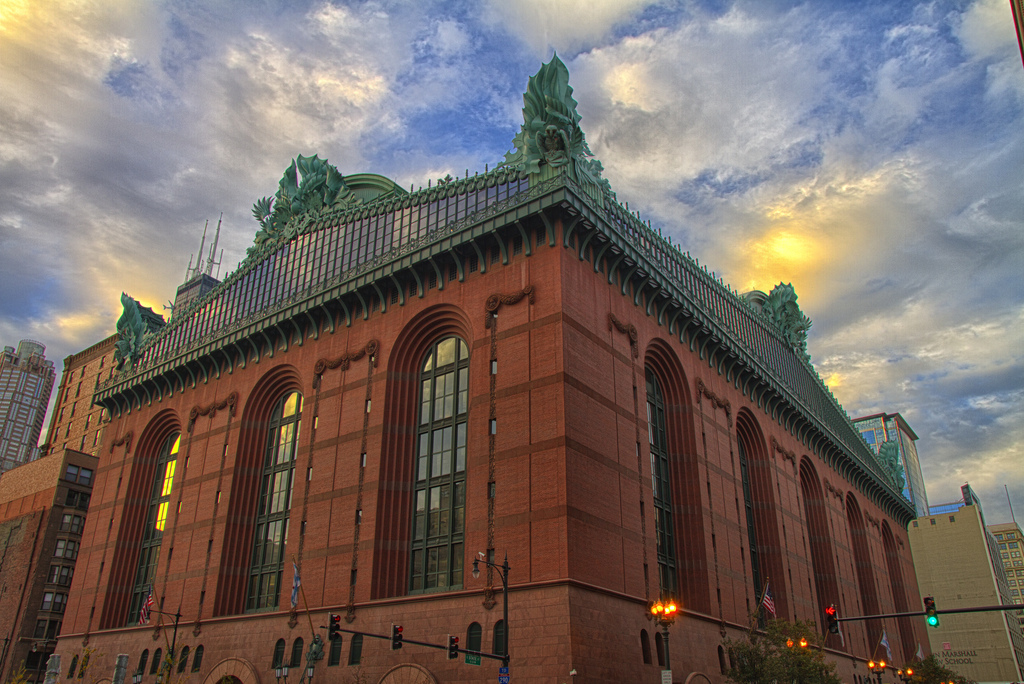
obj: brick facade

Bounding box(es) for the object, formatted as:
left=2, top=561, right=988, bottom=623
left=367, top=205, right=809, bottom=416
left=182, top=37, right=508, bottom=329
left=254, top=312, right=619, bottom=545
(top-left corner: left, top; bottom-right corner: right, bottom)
left=41, top=336, right=117, bottom=459
left=56, top=218, right=926, bottom=684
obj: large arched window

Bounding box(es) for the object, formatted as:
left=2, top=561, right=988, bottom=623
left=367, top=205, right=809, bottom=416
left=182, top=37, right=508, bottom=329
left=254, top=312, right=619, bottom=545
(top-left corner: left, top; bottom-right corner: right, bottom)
left=246, top=392, right=302, bottom=612
left=409, top=337, right=469, bottom=592
left=737, top=439, right=761, bottom=604
left=127, top=433, right=180, bottom=624
left=646, top=369, right=677, bottom=595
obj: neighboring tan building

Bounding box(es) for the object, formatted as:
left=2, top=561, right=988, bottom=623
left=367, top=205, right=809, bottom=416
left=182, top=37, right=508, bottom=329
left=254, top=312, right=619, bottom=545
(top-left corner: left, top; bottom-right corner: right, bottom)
left=988, top=520, right=1024, bottom=635
left=56, top=58, right=924, bottom=684
left=853, top=412, right=929, bottom=517
left=0, top=449, right=96, bottom=683
left=0, top=340, right=55, bottom=473
left=908, top=485, right=1024, bottom=683
left=41, top=335, right=117, bottom=459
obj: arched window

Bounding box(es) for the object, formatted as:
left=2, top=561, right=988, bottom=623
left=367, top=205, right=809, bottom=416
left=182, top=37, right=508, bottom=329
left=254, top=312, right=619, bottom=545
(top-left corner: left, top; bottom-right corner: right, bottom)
left=646, top=369, right=677, bottom=594
left=718, top=645, right=728, bottom=674
left=640, top=629, right=651, bottom=664
left=246, top=392, right=302, bottom=611
left=348, top=634, right=363, bottom=665
left=136, top=651, right=148, bottom=677
left=493, top=619, right=506, bottom=657
left=128, top=433, right=180, bottom=624
left=177, top=646, right=189, bottom=673
left=328, top=636, right=343, bottom=666
left=654, top=632, right=664, bottom=667
left=737, top=438, right=761, bottom=605
left=409, top=337, right=469, bottom=591
left=290, top=637, right=304, bottom=668
left=150, top=649, right=162, bottom=675
left=191, top=645, right=204, bottom=672
left=67, top=655, right=78, bottom=678
left=272, top=638, right=286, bottom=668
left=467, top=622, right=482, bottom=652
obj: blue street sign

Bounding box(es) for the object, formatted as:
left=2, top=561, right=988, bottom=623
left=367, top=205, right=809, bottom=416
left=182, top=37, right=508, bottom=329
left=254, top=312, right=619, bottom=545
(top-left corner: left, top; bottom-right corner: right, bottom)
left=499, top=668, right=509, bottom=674
left=498, top=677, right=510, bottom=684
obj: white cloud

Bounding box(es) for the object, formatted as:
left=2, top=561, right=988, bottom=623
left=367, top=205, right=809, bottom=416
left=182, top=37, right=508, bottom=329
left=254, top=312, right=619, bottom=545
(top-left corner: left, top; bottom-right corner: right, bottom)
left=482, top=0, right=656, bottom=55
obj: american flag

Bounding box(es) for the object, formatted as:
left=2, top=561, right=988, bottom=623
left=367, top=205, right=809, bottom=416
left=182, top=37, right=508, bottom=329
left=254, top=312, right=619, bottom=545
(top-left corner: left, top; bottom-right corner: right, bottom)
left=138, top=587, right=154, bottom=625
left=761, top=582, right=776, bottom=617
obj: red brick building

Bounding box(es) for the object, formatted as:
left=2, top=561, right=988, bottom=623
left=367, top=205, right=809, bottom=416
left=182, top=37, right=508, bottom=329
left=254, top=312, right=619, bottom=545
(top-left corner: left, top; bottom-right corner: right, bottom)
left=0, top=449, right=96, bottom=683
left=41, top=335, right=117, bottom=459
left=57, top=58, right=926, bottom=684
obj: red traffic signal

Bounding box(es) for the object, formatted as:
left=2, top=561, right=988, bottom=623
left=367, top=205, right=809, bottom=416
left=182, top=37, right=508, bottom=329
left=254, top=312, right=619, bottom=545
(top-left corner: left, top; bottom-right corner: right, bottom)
left=328, top=613, right=341, bottom=641
left=447, top=634, right=459, bottom=660
left=825, top=604, right=840, bottom=634
left=391, top=624, right=404, bottom=650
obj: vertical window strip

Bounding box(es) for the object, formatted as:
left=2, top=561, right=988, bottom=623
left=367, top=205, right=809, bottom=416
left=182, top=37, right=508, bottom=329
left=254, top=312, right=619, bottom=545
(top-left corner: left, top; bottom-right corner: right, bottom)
left=127, top=432, right=181, bottom=625
left=646, top=369, right=676, bottom=595
left=410, top=337, right=469, bottom=592
left=737, top=439, right=761, bottom=606
left=246, top=392, right=302, bottom=612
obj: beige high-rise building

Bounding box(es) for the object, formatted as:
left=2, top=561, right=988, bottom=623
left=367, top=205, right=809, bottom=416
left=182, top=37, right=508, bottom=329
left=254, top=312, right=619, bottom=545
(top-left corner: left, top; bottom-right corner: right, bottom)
left=0, top=340, right=55, bottom=473
left=908, top=485, right=1024, bottom=684
left=987, top=520, right=1024, bottom=636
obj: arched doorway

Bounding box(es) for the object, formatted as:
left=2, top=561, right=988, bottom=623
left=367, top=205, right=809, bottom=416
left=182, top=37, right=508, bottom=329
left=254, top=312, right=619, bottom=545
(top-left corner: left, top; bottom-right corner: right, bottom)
left=201, top=658, right=260, bottom=684
left=377, top=663, right=438, bottom=684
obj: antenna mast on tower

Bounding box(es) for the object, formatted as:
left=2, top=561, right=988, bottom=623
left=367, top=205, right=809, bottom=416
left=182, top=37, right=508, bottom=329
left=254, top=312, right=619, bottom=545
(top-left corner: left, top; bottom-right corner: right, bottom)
left=204, top=214, right=223, bottom=277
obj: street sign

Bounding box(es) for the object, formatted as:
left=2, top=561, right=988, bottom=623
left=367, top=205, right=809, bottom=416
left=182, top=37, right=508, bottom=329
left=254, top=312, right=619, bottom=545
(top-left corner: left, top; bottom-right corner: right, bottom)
left=498, top=676, right=510, bottom=684
left=465, top=654, right=481, bottom=666
left=499, top=668, right=509, bottom=674
left=661, top=670, right=672, bottom=684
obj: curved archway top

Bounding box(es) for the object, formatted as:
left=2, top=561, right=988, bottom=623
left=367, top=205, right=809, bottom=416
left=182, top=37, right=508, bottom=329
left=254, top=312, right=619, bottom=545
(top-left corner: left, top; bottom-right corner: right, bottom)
left=377, top=663, right=438, bottom=684
left=644, top=336, right=694, bottom=406
left=201, top=658, right=261, bottom=684
left=387, top=303, right=474, bottom=376
left=135, top=408, right=183, bottom=461
left=736, top=408, right=770, bottom=461
left=240, top=363, right=303, bottom=424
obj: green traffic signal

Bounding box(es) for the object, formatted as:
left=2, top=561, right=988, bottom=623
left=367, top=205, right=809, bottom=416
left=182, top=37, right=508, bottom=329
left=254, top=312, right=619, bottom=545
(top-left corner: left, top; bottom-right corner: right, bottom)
left=927, top=615, right=939, bottom=627
left=923, top=596, right=939, bottom=627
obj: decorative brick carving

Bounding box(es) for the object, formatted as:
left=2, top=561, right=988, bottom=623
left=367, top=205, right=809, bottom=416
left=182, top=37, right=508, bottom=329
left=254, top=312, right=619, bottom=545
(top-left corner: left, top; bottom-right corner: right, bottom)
left=110, top=430, right=133, bottom=454
left=770, top=436, right=796, bottom=471
left=484, top=285, right=534, bottom=328
left=607, top=313, right=639, bottom=358
left=312, top=339, right=380, bottom=389
left=823, top=479, right=845, bottom=506
left=187, top=392, right=238, bottom=432
left=696, top=378, right=732, bottom=427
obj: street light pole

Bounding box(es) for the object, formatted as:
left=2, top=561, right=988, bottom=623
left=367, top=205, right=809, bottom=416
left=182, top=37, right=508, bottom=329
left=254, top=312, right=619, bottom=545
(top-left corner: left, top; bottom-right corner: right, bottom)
left=650, top=598, right=679, bottom=671
left=867, top=659, right=887, bottom=684
left=472, top=552, right=511, bottom=667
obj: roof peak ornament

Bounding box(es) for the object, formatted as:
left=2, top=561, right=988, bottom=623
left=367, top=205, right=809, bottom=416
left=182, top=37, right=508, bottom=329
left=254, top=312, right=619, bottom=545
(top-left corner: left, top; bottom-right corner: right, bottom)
left=114, top=293, right=165, bottom=369
left=762, top=282, right=812, bottom=359
left=250, top=154, right=360, bottom=256
left=500, top=54, right=610, bottom=197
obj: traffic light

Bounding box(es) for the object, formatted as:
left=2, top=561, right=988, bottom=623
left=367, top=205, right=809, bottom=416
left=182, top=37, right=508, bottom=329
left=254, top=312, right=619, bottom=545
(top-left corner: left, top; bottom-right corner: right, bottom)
left=447, top=634, right=459, bottom=660
left=391, top=624, right=404, bottom=650
left=924, top=596, right=939, bottom=627
left=328, top=613, right=341, bottom=641
left=825, top=604, right=840, bottom=634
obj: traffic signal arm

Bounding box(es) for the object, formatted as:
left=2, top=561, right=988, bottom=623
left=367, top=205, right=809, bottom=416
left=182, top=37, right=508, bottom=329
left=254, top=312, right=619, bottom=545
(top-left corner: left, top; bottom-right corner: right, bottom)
left=834, top=603, right=1024, bottom=622
left=323, top=626, right=508, bottom=662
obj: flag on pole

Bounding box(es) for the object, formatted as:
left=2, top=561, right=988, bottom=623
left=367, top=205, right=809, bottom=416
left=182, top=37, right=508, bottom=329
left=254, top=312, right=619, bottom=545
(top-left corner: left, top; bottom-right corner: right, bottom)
left=291, top=562, right=301, bottom=608
left=915, top=643, right=925, bottom=660
left=760, top=582, right=776, bottom=618
left=138, top=586, right=154, bottom=625
left=880, top=630, right=893, bottom=662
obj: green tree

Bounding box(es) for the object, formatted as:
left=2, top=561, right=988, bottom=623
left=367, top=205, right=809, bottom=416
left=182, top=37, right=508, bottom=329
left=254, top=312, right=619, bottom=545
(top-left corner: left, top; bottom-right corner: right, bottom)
left=907, top=655, right=975, bottom=684
left=725, top=619, right=842, bottom=684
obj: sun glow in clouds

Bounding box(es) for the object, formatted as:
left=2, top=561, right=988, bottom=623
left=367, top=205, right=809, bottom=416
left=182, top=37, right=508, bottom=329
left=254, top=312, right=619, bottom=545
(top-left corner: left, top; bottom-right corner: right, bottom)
left=741, top=227, right=826, bottom=293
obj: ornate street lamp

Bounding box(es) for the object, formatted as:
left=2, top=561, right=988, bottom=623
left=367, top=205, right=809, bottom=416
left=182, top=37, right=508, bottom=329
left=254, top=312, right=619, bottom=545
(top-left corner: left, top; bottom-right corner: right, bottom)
left=867, top=659, right=887, bottom=684
left=649, top=598, right=679, bottom=670
left=274, top=666, right=289, bottom=684
left=472, top=552, right=511, bottom=667
left=897, top=667, right=914, bottom=684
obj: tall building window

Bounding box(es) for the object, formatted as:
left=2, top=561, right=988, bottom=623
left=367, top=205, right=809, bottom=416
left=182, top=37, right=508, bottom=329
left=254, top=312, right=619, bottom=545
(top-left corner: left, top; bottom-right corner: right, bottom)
left=246, top=392, right=302, bottom=612
left=737, top=439, right=761, bottom=601
left=646, top=369, right=676, bottom=595
left=409, top=337, right=469, bottom=592
left=127, top=433, right=180, bottom=624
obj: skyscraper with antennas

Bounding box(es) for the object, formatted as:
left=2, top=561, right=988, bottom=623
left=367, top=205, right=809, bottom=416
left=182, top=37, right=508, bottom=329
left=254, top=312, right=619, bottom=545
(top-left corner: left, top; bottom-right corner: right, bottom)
left=168, top=214, right=224, bottom=318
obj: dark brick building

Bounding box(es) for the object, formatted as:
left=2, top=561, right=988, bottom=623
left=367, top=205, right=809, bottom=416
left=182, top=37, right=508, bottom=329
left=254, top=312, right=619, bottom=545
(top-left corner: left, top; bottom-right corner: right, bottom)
left=56, top=58, right=926, bottom=684
left=42, top=335, right=117, bottom=459
left=0, top=449, right=96, bottom=683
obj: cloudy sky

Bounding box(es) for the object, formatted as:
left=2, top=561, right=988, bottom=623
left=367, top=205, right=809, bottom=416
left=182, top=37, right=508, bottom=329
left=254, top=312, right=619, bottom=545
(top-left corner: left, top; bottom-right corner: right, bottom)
left=1, top=0, right=1021, bottom=523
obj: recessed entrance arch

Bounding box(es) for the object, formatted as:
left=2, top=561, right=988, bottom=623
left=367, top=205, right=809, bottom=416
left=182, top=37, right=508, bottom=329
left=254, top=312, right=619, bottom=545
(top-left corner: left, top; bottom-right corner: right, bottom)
left=201, top=658, right=260, bottom=684
left=377, top=663, right=438, bottom=684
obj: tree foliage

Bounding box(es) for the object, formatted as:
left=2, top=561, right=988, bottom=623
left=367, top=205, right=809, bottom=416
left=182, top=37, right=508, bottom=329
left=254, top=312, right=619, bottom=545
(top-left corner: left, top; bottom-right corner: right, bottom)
left=725, top=619, right=842, bottom=684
